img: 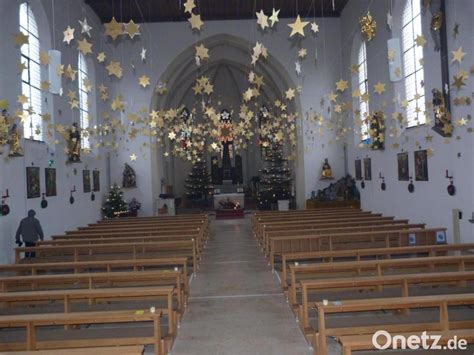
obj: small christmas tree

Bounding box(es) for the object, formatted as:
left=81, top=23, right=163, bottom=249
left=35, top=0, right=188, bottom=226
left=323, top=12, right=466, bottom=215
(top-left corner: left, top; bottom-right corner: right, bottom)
left=185, top=159, right=211, bottom=201
left=102, top=183, right=129, bottom=218
left=257, top=144, right=292, bottom=210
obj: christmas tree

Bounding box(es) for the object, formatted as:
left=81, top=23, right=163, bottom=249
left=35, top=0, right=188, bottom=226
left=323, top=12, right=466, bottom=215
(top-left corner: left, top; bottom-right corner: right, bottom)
left=102, top=183, right=129, bottom=218
left=257, top=144, right=292, bottom=210
left=185, top=159, right=211, bottom=201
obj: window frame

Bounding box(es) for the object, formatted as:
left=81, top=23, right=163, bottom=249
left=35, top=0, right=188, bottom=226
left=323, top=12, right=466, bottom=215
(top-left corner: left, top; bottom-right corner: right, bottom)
left=77, top=53, right=90, bottom=150
left=357, top=41, right=370, bottom=142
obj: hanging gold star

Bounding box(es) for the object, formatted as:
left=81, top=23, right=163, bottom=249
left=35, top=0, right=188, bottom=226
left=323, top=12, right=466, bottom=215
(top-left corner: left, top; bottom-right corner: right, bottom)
left=426, top=147, right=434, bottom=157
left=124, top=20, right=140, bottom=39
left=298, top=48, right=307, bottom=59
left=17, top=94, right=28, bottom=105
left=350, top=64, right=359, bottom=74
left=82, top=78, right=92, bottom=92
left=40, top=81, right=50, bottom=91
left=0, top=99, right=9, bottom=110
left=130, top=153, right=137, bottom=161
left=256, top=10, right=269, bottom=30
left=183, top=0, right=195, bottom=14
left=138, top=75, right=150, bottom=88
left=17, top=61, right=26, bottom=74
left=104, top=17, right=123, bottom=40
left=415, top=34, right=426, bottom=47
left=451, top=46, right=466, bottom=63
left=452, top=73, right=466, bottom=90
left=269, top=8, right=280, bottom=27
left=111, top=95, right=125, bottom=111
left=168, top=131, right=176, bottom=140
left=56, top=64, right=64, bottom=76
left=335, top=79, right=348, bottom=92
left=195, top=44, right=209, bottom=61
left=188, top=13, right=204, bottom=31
left=288, top=15, right=309, bottom=37
left=285, top=88, right=296, bottom=100
left=63, top=26, right=75, bottom=45
left=40, top=51, right=50, bottom=65
left=155, top=82, right=167, bottom=95
left=97, top=52, right=106, bottom=63
left=106, top=61, right=123, bottom=78
left=13, top=31, right=29, bottom=47
left=329, top=92, right=338, bottom=102
left=65, top=64, right=77, bottom=81
left=77, top=38, right=93, bottom=55
left=373, top=82, right=386, bottom=94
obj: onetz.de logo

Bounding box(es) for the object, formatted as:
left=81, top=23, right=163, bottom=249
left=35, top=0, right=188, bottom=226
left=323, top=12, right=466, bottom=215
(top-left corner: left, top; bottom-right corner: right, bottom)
left=372, top=330, right=468, bottom=350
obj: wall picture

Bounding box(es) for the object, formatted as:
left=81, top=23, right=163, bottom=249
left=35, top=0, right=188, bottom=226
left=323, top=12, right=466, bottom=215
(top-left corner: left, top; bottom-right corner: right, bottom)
left=414, top=150, right=429, bottom=181
left=93, top=170, right=100, bottom=192
left=26, top=167, right=40, bottom=199
left=397, top=152, right=409, bottom=181
left=45, top=168, right=57, bottom=197
left=363, top=158, right=372, bottom=181
left=355, top=159, right=362, bottom=180
left=83, top=170, right=91, bottom=193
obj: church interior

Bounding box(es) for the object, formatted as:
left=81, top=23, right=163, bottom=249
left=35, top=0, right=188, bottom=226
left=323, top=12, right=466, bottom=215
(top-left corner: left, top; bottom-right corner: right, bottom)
left=0, top=0, right=473, bottom=354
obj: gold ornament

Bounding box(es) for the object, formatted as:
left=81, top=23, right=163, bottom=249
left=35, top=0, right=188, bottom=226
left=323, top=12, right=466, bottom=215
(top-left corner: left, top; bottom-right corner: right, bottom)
left=104, top=17, right=123, bottom=40
left=124, top=20, right=140, bottom=39
left=77, top=38, right=93, bottom=55
left=359, top=11, right=377, bottom=41
left=288, top=15, right=309, bottom=38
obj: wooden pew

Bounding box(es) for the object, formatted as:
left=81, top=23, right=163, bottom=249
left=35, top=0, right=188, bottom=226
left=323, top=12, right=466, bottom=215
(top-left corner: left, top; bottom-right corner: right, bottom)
left=339, top=329, right=474, bottom=355
left=280, top=243, right=474, bottom=289
left=0, top=310, right=165, bottom=354
left=288, top=254, right=474, bottom=305
left=269, top=228, right=447, bottom=270
left=300, top=271, right=474, bottom=334
left=313, top=293, right=474, bottom=354
left=0, top=345, right=145, bottom=355
left=15, top=240, right=198, bottom=275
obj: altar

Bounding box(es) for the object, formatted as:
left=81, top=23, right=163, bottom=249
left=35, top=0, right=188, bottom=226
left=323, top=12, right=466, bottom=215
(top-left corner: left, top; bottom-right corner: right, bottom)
left=213, top=193, right=245, bottom=209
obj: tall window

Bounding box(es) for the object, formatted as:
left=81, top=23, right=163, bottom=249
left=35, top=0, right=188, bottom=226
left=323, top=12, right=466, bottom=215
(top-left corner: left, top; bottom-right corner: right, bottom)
left=357, top=42, right=370, bottom=141
left=78, top=53, right=90, bottom=149
left=402, top=0, right=425, bottom=127
left=19, top=2, right=42, bottom=140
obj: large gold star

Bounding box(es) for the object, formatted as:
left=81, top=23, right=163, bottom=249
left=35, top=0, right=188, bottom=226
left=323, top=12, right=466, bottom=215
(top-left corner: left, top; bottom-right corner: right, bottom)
left=415, top=34, right=426, bottom=47
left=373, top=81, right=386, bottom=94
left=106, top=61, right=123, bottom=78
left=188, top=13, right=204, bottom=31
left=13, top=31, right=28, bottom=47
left=17, top=94, right=28, bottom=105
left=40, top=81, right=50, bottom=91
left=77, top=38, right=93, bottom=55
left=64, top=64, right=77, bottom=81
left=335, top=79, right=348, bottom=92
left=104, top=17, right=123, bottom=40
left=183, top=0, right=195, bottom=14
left=111, top=95, right=125, bottom=111
left=40, top=51, right=50, bottom=65
left=138, top=75, right=150, bottom=88
left=97, top=52, right=106, bottom=63
left=452, top=73, right=466, bottom=90
left=63, top=26, right=75, bottom=45
left=195, top=44, right=209, bottom=61
left=288, top=15, right=309, bottom=37
left=124, top=20, right=140, bottom=39
left=451, top=46, right=466, bottom=64
left=269, top=8, right=280, bottom=27
left=256, top=10, right=269, bottom=30
left=285, top=88, right=296, bottom=100
left=17, top=61, right=26, bottom=74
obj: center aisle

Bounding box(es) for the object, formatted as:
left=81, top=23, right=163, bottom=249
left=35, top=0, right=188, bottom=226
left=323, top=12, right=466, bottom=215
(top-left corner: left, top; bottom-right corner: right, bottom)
left=172, top=216, right=312, bottom=355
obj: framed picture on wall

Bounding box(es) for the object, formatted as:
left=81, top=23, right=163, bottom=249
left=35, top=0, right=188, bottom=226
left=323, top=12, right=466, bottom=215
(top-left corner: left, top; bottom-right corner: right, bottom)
left=45, top=168, right=57, bottom=197
left=26, top=167, right=41, bottom=199
left=355, top=159, right=362, bottom=180
left=414, top=150, right=429, bottom=181
left=363, top=158, right=372, bottom=181
left=93, top=170, right=100, bottom=192
left=83, top=170, right=91, bottom=193
left=397, top=152, right=409, bottom=181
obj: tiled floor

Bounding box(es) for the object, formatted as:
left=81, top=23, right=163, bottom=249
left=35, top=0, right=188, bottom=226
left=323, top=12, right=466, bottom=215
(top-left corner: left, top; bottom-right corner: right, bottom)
left=170, top=216, right=313, bottom=355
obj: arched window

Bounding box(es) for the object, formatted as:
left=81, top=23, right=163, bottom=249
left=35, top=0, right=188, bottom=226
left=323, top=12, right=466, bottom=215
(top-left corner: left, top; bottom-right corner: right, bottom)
left=19, top=2, right=42, bottom=140
left=402, top=0, right=425, bottom=127
left=78, top=53, right=90, bottom=149
left=357, top=42, right=370, bottom=142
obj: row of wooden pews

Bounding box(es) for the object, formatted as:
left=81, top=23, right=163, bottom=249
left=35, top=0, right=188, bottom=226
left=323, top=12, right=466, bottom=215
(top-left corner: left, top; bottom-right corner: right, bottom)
left=0, top=214, right=210, bottom=354
left=252, top=208, right=474, bottom=354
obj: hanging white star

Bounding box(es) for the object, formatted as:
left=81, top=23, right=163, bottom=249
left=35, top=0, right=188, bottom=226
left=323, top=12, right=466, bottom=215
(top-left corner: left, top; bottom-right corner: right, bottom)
left=311, top=21, right=319, bottom=34
left=79, top=18, right=93, bottom=37
left=140, top=47, right=147, bottom=62
left=386, top=12, right=393, bottom=31
left=295, top=61, right=302, bottom=76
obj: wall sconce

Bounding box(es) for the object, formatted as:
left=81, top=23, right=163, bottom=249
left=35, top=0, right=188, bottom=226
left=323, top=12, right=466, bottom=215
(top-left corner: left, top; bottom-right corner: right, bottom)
left=1, top=189, right=10, bottom=216
left=408, top=177, right=414, bottom=193
left=445, top=170, right=455, bottom=196
left=379, top=172, right=386, bottom=191
left=41, top=193, right=48, bottom=209
left=70, top=186, right=76, bottom=204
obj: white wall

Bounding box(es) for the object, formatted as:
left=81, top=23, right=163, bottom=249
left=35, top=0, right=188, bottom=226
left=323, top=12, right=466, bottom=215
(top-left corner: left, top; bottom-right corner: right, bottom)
left=105, top=17, right=343, bottom=213
left=341, top=0, right=474, bottom=242
left=0, top=0, right=109, bottom=264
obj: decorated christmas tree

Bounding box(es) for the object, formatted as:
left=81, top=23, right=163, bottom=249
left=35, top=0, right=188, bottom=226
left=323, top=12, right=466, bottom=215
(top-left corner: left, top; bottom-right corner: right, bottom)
left=102, top=183, right=129, bottom=218
left=257, top=144, right=292, bottom=210
left=185, top=159, right=211, bottom=201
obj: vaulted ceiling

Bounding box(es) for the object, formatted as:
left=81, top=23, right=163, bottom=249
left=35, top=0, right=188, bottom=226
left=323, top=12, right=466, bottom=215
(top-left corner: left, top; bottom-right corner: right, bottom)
left=85, top=0, right=349, bottom=23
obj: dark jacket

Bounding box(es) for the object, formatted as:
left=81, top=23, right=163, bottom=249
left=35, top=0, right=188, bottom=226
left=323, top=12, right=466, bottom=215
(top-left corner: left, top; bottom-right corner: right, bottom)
left=15, top=210, right=44, bottom=243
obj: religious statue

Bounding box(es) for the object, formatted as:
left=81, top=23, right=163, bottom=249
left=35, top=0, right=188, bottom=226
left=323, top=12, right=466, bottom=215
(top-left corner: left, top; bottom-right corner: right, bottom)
left=431, top=88, right=451, bottom=136
left=370, top=111, right=385, bottom=150
left=218, top=109, right=234, bottom=181
left=122, top=163, right=137, bottom=188
left=321, top=158, right=333, bottom=179
left=8, top=123, right=23, bottom=157
left=179, top=107, right=193, bottom=149
left=429, top=0, right=443, bottom=51
left=0, top=109, right=9, bottom=148
left=67, top=122, right=81, bottom=163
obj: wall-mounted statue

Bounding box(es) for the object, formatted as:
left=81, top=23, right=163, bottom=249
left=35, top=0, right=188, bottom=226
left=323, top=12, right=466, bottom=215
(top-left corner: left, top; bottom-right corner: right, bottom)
left=431, top=88, right=451, bottom=137
left=67, top=122, right=81, bottom=163
left=429, top=0, right=443, bottom=51
left=122, top=163, right=137, bottom=188
left=0, top=109, right=9, bottom=148
left=321, top=158, right=333, bottom=179
left=370, top=111, right=385, bottom=150
left=8, top=123, right=23, bottom=157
